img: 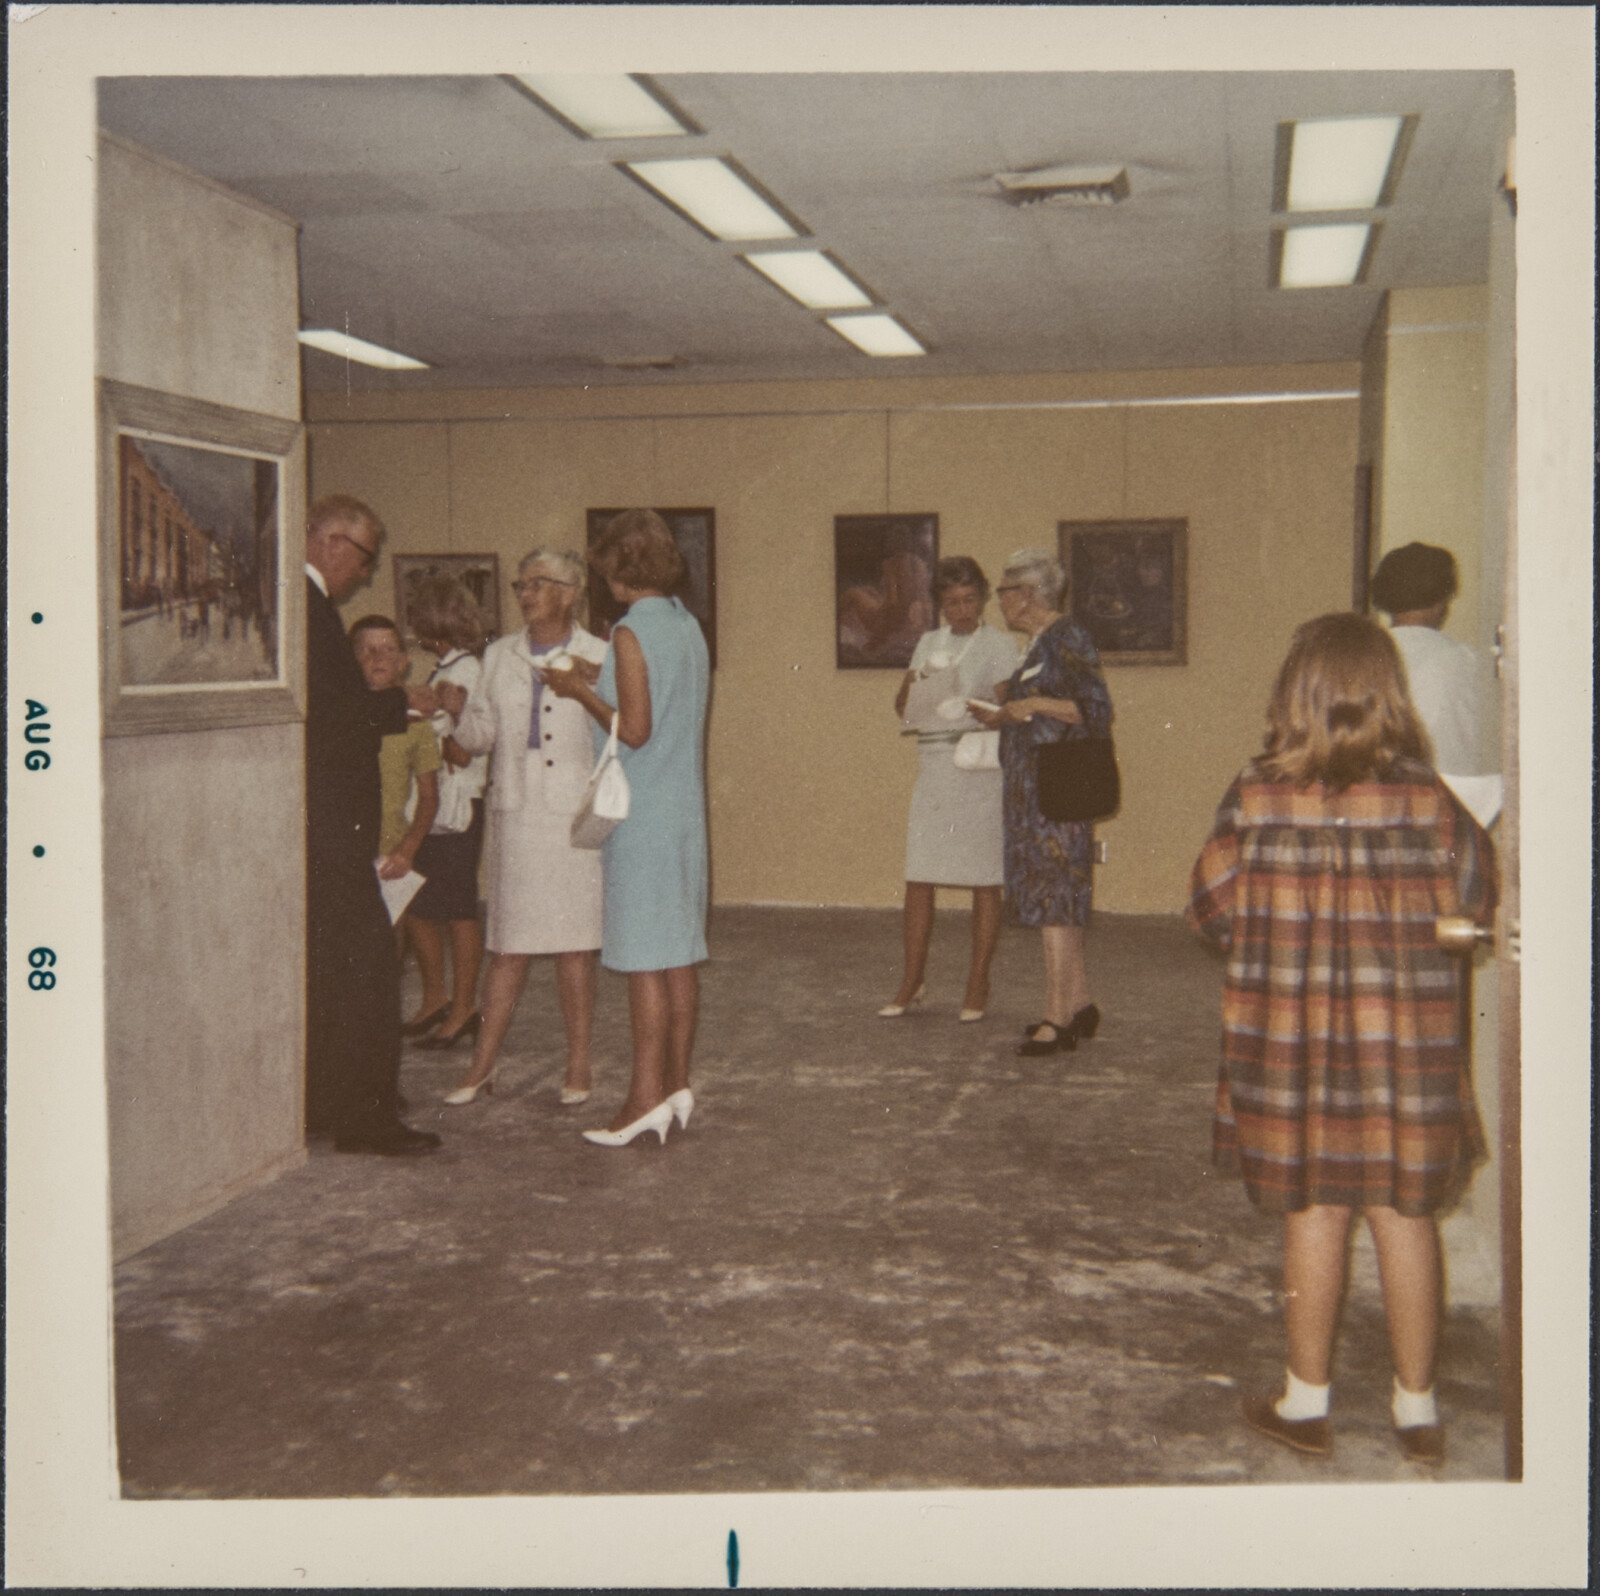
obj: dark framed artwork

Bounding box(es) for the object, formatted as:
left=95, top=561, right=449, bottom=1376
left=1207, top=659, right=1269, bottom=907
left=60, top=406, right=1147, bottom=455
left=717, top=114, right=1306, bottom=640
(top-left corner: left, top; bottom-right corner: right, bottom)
left=100, top=379, right=306, bottom=736
left=834, top=513, right=939, bottom=669
left=1059, top=519, right=1188, bottom=667
left=585, top=508, right=717, bottom=668
left=393, top=554, right=503, bottom=645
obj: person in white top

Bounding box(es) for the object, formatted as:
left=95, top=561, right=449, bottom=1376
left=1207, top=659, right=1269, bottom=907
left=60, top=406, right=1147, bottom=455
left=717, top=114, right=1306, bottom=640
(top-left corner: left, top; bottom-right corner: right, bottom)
left=1370, top=543, right=1483, bottom=776
left=435, top=548, right=609, bottom=1107
left=404, top=575, right=491, bottom=1050
left=880, top=556, right=1020, bottom=1023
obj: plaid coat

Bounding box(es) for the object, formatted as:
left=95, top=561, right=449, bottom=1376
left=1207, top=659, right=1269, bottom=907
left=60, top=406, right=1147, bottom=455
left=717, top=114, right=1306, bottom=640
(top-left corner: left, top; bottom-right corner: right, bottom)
left=1186, top=758, right=1497, bottom=1216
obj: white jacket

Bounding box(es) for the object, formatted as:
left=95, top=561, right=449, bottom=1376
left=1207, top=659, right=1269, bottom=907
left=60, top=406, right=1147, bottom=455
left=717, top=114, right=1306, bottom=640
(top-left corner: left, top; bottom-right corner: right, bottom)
left=454, top=625, right=609, bottom=815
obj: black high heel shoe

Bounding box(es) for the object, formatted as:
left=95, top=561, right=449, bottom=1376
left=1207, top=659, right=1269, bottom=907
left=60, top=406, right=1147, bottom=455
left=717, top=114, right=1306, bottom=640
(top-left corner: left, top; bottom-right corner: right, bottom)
left=1068, top=1003, right=1101, bottom=1041
left=1017, top=1020, right=1077, bottom=1057
left=416, top=1012, right=483, bottom=1051
left=402, top=1003, right=450, bottom=1038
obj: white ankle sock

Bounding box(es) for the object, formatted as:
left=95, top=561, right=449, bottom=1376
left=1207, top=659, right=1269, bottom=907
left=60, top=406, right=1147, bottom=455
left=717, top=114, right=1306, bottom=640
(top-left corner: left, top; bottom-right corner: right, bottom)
left=1392, top=1379, right=1438, bottom=1429
left=1275, top=1368, right=1330, bottom=1421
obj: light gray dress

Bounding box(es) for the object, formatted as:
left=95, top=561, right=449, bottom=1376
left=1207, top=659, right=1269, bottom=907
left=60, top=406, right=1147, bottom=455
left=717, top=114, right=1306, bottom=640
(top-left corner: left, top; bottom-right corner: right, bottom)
left=902, top=624, right=1019, bottom=886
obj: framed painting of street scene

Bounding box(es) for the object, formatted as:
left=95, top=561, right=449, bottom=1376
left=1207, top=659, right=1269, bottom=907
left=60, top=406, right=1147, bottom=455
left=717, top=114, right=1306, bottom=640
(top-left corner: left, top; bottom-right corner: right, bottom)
left=585, top=508, right=717, bottom=668
left=1059, top=518, right=1188, bottom=666
left=100, top=380, right=305, bottom=735
left=393, top=553, right=503, bottom=647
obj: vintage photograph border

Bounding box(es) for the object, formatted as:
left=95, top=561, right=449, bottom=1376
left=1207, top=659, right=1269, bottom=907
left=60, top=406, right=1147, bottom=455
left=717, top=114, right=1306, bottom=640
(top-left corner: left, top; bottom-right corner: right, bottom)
left=99, top=379, right=306, bottom=736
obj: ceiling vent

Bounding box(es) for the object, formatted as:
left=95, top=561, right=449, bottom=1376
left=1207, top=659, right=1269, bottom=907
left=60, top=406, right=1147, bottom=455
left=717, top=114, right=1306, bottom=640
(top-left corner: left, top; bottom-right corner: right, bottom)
left=994, top=164, right=1131, bottom=207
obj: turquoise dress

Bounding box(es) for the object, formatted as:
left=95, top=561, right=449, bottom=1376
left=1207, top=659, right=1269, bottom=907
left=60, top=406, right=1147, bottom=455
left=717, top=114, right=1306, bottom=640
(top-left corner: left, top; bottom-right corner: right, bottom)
left=594, top=596, right=711, bottom=971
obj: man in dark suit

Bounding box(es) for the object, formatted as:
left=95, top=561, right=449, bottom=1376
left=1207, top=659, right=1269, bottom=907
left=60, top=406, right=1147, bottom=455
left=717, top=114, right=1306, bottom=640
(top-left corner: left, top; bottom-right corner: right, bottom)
left=304, top=494, right=442, bottom=1155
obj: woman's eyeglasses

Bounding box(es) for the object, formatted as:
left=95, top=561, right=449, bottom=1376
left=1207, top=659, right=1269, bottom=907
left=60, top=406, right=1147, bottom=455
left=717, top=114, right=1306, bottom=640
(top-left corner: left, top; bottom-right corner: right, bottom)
left=512, top=576, right=578, bottom=595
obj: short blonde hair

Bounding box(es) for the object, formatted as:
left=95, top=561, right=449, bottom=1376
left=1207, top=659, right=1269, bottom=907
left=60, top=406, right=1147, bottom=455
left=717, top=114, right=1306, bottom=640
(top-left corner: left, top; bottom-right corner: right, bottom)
left=408, top=574, right=485, bottom=653
left=1258, top=612, right=1429, bottom=788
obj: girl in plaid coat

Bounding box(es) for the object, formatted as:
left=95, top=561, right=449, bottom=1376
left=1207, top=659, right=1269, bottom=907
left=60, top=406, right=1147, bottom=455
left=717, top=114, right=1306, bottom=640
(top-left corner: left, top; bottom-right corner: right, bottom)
left=1187, top=612, right=1496, bottom=1466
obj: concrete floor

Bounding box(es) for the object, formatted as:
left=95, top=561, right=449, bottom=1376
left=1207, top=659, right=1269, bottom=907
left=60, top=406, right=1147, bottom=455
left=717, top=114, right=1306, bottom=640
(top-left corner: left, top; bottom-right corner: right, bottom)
left=113, top=908, right=1507, bottom=1497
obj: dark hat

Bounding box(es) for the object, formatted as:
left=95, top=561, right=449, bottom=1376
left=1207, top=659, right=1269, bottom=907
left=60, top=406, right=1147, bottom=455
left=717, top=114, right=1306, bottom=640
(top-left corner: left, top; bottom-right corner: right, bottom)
left=1370, top=542, right=1458, bottom=613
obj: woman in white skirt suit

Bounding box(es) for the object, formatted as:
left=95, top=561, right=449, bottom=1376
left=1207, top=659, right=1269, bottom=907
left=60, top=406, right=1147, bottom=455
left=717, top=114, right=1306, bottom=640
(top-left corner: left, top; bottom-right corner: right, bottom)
left=437, top=548, right=608, bottom=1106
left=880, top=556, right=1018, bottom=1022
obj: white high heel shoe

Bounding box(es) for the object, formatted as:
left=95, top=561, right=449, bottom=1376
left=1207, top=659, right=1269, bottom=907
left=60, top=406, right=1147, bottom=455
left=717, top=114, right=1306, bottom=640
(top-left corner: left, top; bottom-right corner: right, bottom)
left=582, top=1101, right=672, bottom=1147
left=442, top=1062, right=499, bottom=1106
left=877, top=984, right=926, bottom=1019
left=667, top=1088, right=694, bottom=1129
left=559, top=1086, right=591, bottom=1106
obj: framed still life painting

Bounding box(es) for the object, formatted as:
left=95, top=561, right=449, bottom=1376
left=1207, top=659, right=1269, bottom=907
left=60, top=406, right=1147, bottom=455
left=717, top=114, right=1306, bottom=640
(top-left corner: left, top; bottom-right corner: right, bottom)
left=99, top=379, right=306, bottom=736
left=1059, top=518, right=1188, bottom=666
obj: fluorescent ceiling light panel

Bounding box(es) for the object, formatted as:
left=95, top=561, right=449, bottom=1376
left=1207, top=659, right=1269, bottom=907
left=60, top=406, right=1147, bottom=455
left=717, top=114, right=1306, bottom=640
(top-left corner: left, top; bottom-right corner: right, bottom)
left=297, top=329, right=428, bottom=370
left=515, top=75, right=689, bottom=139
left=1278, top=223, right=1372, bottom=288
left=1287, top=116, right=1404, bottom=211
left=743, top=250, right=872, bottom=310
left=624, top=158, right=796, bottom=241
left=825, top=313, right=925, bottom=358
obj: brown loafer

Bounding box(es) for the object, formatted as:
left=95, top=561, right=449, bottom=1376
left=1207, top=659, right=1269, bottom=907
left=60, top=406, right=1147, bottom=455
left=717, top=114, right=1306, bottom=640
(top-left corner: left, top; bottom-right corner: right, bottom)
left=1242, top=1394, right=1331, bottom=1456
left=1396, top=1424, right=1445, bottom=1465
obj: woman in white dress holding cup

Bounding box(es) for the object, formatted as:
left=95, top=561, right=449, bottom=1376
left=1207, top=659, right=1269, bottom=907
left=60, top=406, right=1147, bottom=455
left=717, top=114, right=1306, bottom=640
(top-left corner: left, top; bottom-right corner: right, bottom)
left=437, top=548, right=608, bottom=1106
left=879, top=556, right=1019, bottom=1022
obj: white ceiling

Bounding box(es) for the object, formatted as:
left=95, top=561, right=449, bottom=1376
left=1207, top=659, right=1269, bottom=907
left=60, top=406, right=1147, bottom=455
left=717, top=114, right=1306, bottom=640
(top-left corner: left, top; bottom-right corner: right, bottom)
left=97, top=71, right=1508, bottom=393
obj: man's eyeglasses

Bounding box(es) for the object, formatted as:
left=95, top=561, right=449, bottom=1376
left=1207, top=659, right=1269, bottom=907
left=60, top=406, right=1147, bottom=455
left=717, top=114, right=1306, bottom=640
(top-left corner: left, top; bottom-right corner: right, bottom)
left=331, top=533, right=378, bottom=570
left=512, top=576, right=578, bottom=595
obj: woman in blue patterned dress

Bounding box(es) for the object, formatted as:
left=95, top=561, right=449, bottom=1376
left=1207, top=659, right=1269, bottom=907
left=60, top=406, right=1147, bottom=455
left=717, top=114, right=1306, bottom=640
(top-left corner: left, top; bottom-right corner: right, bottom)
left=971, top=548, right=1113, bottom=1057
left=541, top=510, right=711, bottom=1147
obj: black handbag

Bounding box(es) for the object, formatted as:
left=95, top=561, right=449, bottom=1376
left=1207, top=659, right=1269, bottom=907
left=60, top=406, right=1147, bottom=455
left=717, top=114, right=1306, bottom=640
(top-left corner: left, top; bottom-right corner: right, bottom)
left=1037, top=736, right=1120, bottom=823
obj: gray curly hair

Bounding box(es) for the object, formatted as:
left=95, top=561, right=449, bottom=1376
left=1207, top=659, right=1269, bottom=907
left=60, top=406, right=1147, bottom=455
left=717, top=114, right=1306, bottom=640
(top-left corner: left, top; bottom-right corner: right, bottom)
left=1001, top=547, right=1066, bottom=608
left=518, top=546, right=586, bottom=588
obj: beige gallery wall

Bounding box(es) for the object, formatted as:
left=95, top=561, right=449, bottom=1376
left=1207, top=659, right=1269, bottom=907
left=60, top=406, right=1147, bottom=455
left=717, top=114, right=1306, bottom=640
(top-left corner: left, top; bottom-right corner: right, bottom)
left=99, top=136, right=307, bottom=1257
left=308, top=363, right=1360, bottom=914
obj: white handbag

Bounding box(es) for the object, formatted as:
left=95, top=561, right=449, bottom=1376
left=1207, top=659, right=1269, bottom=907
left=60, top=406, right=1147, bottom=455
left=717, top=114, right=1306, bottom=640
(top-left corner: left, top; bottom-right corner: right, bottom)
left=570, top=714, right=631, bottom=849
left=953, top=729, right=1000, bottom=770
left=428, top=764, right=478, bottom=834
left=401, top=726, right=475, bottom=835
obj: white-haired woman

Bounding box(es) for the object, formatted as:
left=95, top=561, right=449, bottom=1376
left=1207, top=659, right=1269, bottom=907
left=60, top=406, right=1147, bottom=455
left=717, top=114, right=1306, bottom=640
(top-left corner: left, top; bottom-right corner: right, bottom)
left=970, top=549, right=1113, bottom=1056
left=437, top=548, right=608, bottom=1106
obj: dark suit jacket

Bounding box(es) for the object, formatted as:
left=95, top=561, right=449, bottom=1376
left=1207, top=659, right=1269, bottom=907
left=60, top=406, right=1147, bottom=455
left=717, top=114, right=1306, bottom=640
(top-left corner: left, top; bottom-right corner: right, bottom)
left=305, top=575, right=408, bottom=870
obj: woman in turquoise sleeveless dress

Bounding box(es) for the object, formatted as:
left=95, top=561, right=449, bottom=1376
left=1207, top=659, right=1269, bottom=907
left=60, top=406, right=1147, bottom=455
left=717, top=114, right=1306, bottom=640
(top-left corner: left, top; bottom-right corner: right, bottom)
left=541, top=510, right=711, bottom=1146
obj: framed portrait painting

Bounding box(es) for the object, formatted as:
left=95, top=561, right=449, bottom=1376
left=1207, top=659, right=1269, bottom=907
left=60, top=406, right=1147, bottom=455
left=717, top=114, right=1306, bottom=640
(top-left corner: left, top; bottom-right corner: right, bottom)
left=1059, top=519, right=1188, bottom=666
left=99, top=380, right=306, bottom=736
left=393, top=553, right=503, bottom=646
left=585, top=508, right=717, bottom=668
left=834, top=513, right=939, bottom=669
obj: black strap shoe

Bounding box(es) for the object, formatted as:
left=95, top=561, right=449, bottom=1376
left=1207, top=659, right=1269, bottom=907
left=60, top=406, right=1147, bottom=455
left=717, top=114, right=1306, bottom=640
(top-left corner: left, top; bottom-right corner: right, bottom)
left=1017, top=1021, right=1076, bottom=1056
left=334, top=1123, right=442, bottom=1156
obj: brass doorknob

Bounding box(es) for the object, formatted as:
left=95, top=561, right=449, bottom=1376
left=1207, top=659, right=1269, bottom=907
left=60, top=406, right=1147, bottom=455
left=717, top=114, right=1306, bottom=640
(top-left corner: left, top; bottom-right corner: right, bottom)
left=1436, top=916, right=1493, bottom=953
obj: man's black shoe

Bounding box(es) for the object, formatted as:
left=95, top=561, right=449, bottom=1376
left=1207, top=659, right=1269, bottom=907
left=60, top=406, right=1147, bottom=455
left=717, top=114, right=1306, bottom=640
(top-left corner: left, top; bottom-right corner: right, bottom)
left=334, top=1123, right=442, bottom=1156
